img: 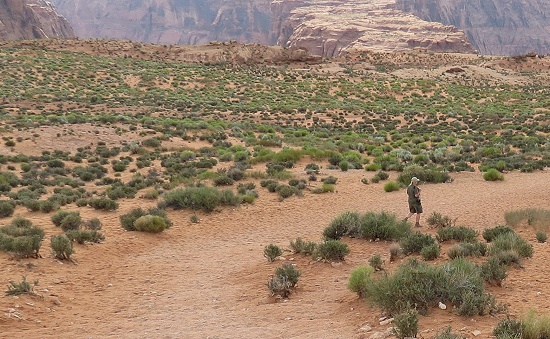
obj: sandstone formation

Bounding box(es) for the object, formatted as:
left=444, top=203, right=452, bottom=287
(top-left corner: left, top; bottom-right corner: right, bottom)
left=0, top=0, right=75, bottom=41
left=395, top=0, right=550, bottom=56
left=272, top=0, right=476, bottom=57
left=50, top=0, right=476, bottom=57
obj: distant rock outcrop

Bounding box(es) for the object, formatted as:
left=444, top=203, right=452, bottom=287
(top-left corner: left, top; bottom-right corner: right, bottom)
left=50, top=0, right=476, bottom=57
left=395, top=0, right=550, bottom=56
left=0, top=0, right=75, bottom=41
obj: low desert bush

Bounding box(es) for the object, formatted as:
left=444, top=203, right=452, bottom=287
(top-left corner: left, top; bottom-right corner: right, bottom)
left=536, top=232, right=547, bottom=243
left=39, top=200, right=58, bottom=213
left=447, top=242, right=487, bottom=259
left=489, top=233, right=533, bottom=258
left=481, top=256, right=507, bottom=286
left=0, top=218, right=45, bottom=258
left=289, top=238, right=317, bottom=256
left=323, top=211, right=361, bottom=240
left=389, top=243, right=402, bottom=262
left=264, top=244, right=282, bottom=262
left=161, top=186, right=221, bottom=212
left=276, top=185, right=300, bottom=199
left=312, top=183, right=334, bottom=193
left=51, top=234, right=73, bottom=260
left=427, top=212, right=457, bottom=228
left=0, top=200, right=15, bottom=217
left=360, top=211, right=410, bottom=241
left=434, top=326, right=464, bottom=339
left=392, top=308, right=419, bottom=339
left=483, top=225, right=515, bottom=242
left=52, top=211, right=82, bottom=232
left=119, top=207, right=172, bottom=232
left=65, top=229, right=105, bottom=244
left=364, top=258, right=494, bottom=316
left=492, top=316, right=523, bottom=339
left=383, top=181, right=400, bottom=192
left=523, top=309, right=550, bottom=339
left=397, top=165, right=452, bottom=185
left=314, top=240, right=350, bottom=262
left=5, top=276, right=38, bottom=296
left=437, top=226, right=478, bottom=243
left=505, top=208, right=550, bottom=229
left=421, top=244, right=440, bottom=261
left=399, top=232, right=436, bottom=255
left=133, top=215, right=169, bottom=233
left=368, top=254, right=384, bottom=271
left=483, top=168, right=504, bottom=181
left=268, top=264, right=300, bottom=298
left=348, top=266, right=373, bottom=298
left=88, top=198, right=119, bottom=211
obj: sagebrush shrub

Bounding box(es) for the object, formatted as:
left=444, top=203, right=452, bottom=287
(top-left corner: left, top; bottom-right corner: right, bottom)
left=88, top=198, right=119, bottom=211
left=360, top=211, right=410, bottom=241
left=348, top=266, right=373, bottom=298
left=489, top=233, right=533, bottom=258
left=483, top=168, right=504, bottom=181
left=120, top=207, right=171, bottom=231
left=481, top=256, right=507, bottom=286
left=289, top=238, right=316, bottom=255
left=368, top=254, right=384, bottom=271
left=483, top=225, right=515, bottom=242
left=493, top=316, right=523, bottom=339
left=383, top=181, right=400, bottom=192
left=323, top=211, right=361, bottom=240
left=436, top=226, right=477, bottom=243
left=65, top=229, right=105, bottom=244
left=314, top=240, right=350, bottom=262
left=392, top=308, right=418, bottom=339
left=161, top=186, right=221, bottom=212
left=264, top=244, right=282, bottom=262
left=399, top=232, right=436, bottom=255
left=0, top=200, right=15, bottom=217
left=133, top=215, right=169, bottom=233
left=5, top=276, right=38, bottom=296
left=523, top=309, right=550, bottom=339
left=389, top=243, right=402, bottom=262
left=536, top=232, right=547, bottom=243
left=51, top=235, right=73, bottom=260
left=421, top=244, right=440, bottom=261
left=275, top=264, right=300, bottom=288
left=434, top=327, right=463, bottom=339
left=427, top=212, right=456, bottom=228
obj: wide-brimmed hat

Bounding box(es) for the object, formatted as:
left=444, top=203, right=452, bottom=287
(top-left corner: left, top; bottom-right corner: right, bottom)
left=411, top=177, right=420, bottom=183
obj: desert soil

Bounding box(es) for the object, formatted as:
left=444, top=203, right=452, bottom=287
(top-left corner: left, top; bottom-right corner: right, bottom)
left=0, top=162, right=548, bottom=339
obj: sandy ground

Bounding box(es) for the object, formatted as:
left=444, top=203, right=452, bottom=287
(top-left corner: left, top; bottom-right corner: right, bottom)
left=0, top=166, right=549, bottom=339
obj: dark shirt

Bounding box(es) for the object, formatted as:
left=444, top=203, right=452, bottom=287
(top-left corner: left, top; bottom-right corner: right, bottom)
left=407, top=184, right=420, bottom=203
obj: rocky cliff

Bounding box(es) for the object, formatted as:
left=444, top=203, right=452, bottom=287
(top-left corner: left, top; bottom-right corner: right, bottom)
left=395, top=0, right=550, bottom=56
left=272, top=0, right=476, bottom=57
left=50, top=0, right=476, bottom=57
left=0, top=0, right=75, bottom=41
left=49, top=0, right=275, bottom=46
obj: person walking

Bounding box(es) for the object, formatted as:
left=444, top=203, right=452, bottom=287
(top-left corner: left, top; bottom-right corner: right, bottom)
left=404, top=177, right=423, bottom=227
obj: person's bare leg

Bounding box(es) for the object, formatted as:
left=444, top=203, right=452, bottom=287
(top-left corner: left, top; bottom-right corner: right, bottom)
left=415, top=214, right=421, bottom=227
left=404, top=212, right=414, bottom=221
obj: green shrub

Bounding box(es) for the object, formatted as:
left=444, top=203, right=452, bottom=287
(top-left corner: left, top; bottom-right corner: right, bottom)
left=483, top=225, right=515, bottom=242
left=493, top=316, right=523, bottom=339
left=436, top=226, right=478, bottom=243
left=120, top=207, right=171, bottom=231
left=213, top=175, right=234, bottom=186
left=161, top=186, right=221, bottom=212
left=65, top=229, right=105, bottom=244
left=389, top=243, right=402, bottom=262
left=51, top=235, right=73, bottom=260
left=492, top=250, right=521, bottom=266
left=483, top=168, right=504, bottom=181
left=23, top=199, right=41, bottom=212
left=264, top=244, right=282, bottom=262
left=39, top=200, right=58, bottom=213
left=368, top=254, right=384, bottom=271
left=348, top=266, right=373, bottom=298
left=421, top=244, right=440, bottom=261
left=427, top=212, right=456, bottom=228
left=88, top=198, right=119, bottom=211
left=268, top=274, right=292, bottom=298
left=314, top=240, right=350, bottom=262
left=0, top=200, right=15, bottom=217
left=312, top=183, right=335, bottom=193
left=536, top=232, right=547, bottom=243
left=399, top=232, right=436, bottom=255
left=392, top=308, right=418, bottom=339
left=289, top=238, right=317, bottom=255
left=5, top=276, right=38, bottom=296
left=276, top=185, right=300, bottom=199
left=489, top=232, right=533, bottom=258
left=505, top=208, right=550, bottom=228
left=322, top=176, right=338, bottom=184
left=275, top=264, right=300, bottom=288
left=434, top=327, right=464, bottom=339
left=383, top=181, right=400, bottom=192
left=133, top=215, right=169, bottom=233
left=481, top=256, right=507, bottom=286
left=0, top=218, right=45, bottom=258
left=364, top=258, right=493, bottom=316
left=523, top=309, right=550, bottom=339
left=360, top=211, right=410, bottom=241
left=323, top=211, right=361, bottom=240
left=339, top=160, right=349, bottom=171
left=219, top=189, right=240, bottom=206
left=397, top=165, right=452, bottom=185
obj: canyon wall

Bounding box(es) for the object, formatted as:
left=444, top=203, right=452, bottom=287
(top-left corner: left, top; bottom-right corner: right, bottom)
left=0, top=0, right=75, bottom=40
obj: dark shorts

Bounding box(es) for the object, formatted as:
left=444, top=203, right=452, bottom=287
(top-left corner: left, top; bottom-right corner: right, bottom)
left=409, top=201, right=423, bottom=214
